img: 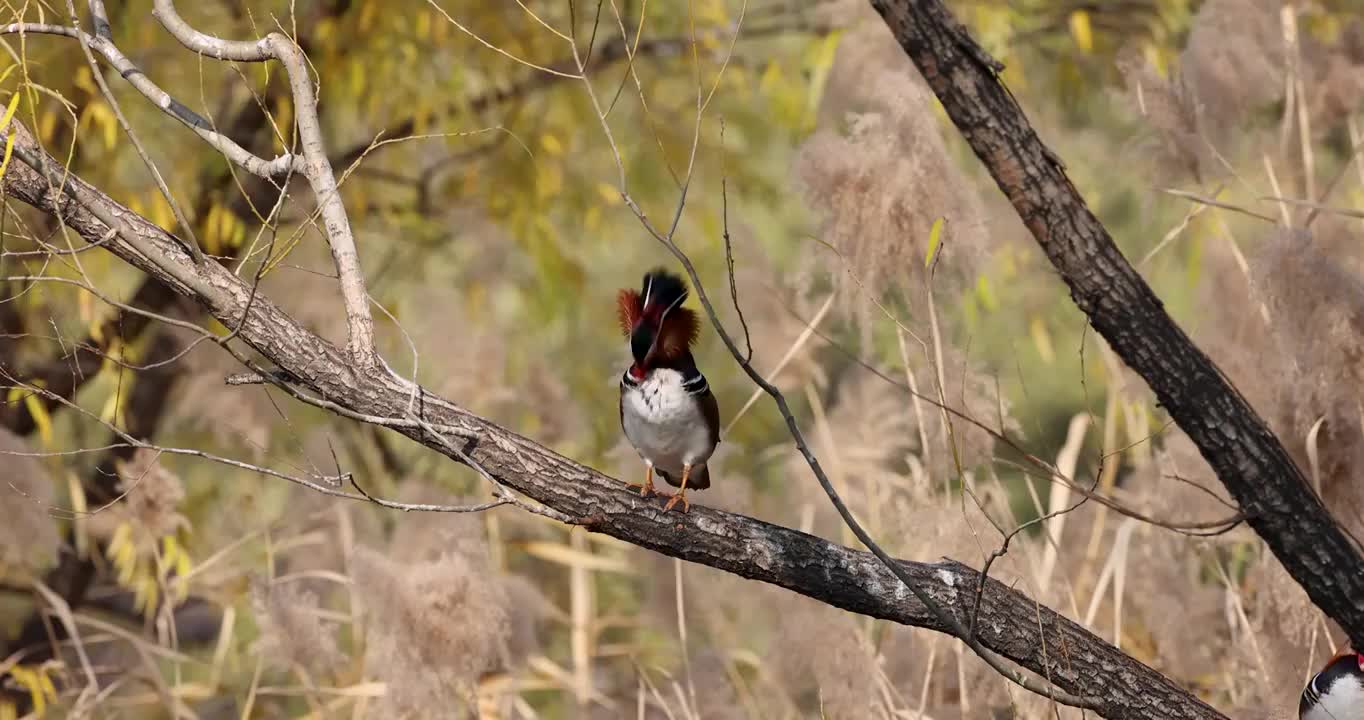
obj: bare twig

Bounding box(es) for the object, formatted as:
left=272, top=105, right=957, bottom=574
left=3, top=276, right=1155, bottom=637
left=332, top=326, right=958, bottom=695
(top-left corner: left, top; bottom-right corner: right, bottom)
left=0, top=23, right=299, bottom=178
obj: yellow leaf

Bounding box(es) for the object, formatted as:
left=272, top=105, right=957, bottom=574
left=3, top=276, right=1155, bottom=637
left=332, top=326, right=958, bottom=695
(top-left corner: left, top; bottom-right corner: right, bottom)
left=974, top=275, right=997, bottom=312
left=69, top=471, right=89, bottom=558
left=0, top=89, right=21, bottom=131
left=98, top=338, right=122, bottom=378
left=1069, top=10, right=1093, bottom=53
left=99, top=388, right=121, bottom=428
left=161, top=534, right=179, bottom=570
left=803, top=30, right=843, bottom=129
left=1143, top=42, right=1170, bottom=79
left=758, top=60, right=782, bottom=95
left=78, top=284, right=95, bottom=327
left=230, top=220, right=246, bottom=250
left=315, top=17, right=335, bottom=44
left=107, top=521, right=131, bottom=562
left=0, top=91, right=17, bottom=179
left=540, top=133, right=563, bottom=156
left=99, top=103, right=116, bottom=149
left=349, top=58, right=366, bottom=98
left=924, top=217, right=944, bottom=268
left=22, top=391, right=52, bottom=447
left=202, top=203, right=221, bottom=255
left=697, top=0, right=727, bottom=24
left=12, top=663, right=57, bottom=714
left=596, top=182, right=619, bottom=205
left=174, top=540, right=192, bottom=578
left=149, top=190, right=174, bottom=232
left=535, top=161, right=563, bottom=199
left=73, top=66, right=96, bottom=95
left=273, top=96, right=294, bottom=150
left=37, top=110, right=57, bottom=144
left=134, top=574, right=158, bottom=618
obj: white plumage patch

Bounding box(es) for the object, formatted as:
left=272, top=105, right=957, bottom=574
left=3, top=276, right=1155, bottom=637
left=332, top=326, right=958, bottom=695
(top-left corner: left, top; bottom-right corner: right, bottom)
left=620, top=368, right=714, bottom=476
left=1303, top=670, right=1364, bottom=720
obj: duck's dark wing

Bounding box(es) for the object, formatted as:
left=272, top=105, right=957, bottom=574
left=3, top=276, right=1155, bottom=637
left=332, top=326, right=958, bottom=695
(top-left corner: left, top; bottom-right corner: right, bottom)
left=699, top=388, right=720, bottom=447
left=679, top=361, right=721, bottom=448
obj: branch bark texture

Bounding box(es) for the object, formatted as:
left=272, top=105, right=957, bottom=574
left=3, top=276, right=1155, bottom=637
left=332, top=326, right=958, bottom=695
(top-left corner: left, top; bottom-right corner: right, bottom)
left=866, top=0, right=1364, bottom=647
left=0, top=124, right=1224, bottom=720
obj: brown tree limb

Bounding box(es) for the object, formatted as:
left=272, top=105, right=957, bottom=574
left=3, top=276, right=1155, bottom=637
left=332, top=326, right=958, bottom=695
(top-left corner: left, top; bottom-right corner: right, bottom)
left=0, top=123, right=1226, bottom=720
left=866, top=0, right=1364, bottom=647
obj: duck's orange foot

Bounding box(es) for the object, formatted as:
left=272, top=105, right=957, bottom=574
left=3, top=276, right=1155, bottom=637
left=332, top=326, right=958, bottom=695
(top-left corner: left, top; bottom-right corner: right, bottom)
left=662, top=492, right=690, bottom=514
left=624, top=479, right=656, bottom=498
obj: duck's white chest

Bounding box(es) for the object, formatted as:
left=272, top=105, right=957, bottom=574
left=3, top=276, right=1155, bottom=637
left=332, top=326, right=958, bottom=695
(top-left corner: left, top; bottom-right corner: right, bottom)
left=620, top=369, right=713, bottom=473
left=1305, top=676, right=1364, bottom=720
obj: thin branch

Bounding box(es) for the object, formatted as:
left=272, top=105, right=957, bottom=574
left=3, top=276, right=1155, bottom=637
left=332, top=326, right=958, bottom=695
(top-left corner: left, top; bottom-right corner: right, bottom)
left=0, top=23, right=299, bottom=178
left=66, top=0, right=205, bottom=262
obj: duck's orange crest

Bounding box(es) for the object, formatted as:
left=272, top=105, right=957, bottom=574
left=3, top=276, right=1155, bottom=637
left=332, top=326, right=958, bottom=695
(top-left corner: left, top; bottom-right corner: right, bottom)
left=617, top=289, right=643, bottom=337
left=616, top=286, right=701, bottom=362
left=655, top=307, right=700, bottom=360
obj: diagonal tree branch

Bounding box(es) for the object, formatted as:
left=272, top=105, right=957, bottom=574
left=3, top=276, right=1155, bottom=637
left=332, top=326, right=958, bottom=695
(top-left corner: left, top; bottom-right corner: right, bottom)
left=0, top=121, right=1225, bottom=720
left=866, top=0, right=1364, bottom=647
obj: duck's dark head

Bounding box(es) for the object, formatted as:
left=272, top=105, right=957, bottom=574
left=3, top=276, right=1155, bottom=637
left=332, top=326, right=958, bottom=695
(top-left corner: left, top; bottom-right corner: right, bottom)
left=617, top=268, right=700, bottom=375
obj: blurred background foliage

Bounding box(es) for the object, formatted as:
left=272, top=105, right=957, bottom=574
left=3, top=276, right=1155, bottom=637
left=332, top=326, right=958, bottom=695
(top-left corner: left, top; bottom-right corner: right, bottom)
left=2, top=0, right=1364, bottom=717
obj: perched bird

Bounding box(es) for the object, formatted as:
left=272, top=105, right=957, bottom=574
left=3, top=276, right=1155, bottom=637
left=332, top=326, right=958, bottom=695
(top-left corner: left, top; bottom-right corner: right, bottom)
left=1301, top=650, right=1364, bottom=720
left=616, top=268, right=720, bottom=513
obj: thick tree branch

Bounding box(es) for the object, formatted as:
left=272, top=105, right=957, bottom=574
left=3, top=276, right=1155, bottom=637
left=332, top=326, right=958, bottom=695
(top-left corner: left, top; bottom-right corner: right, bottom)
left=867, top=0, right=1364, bottom=647
left=0, top=123, right=1225, bottom=720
